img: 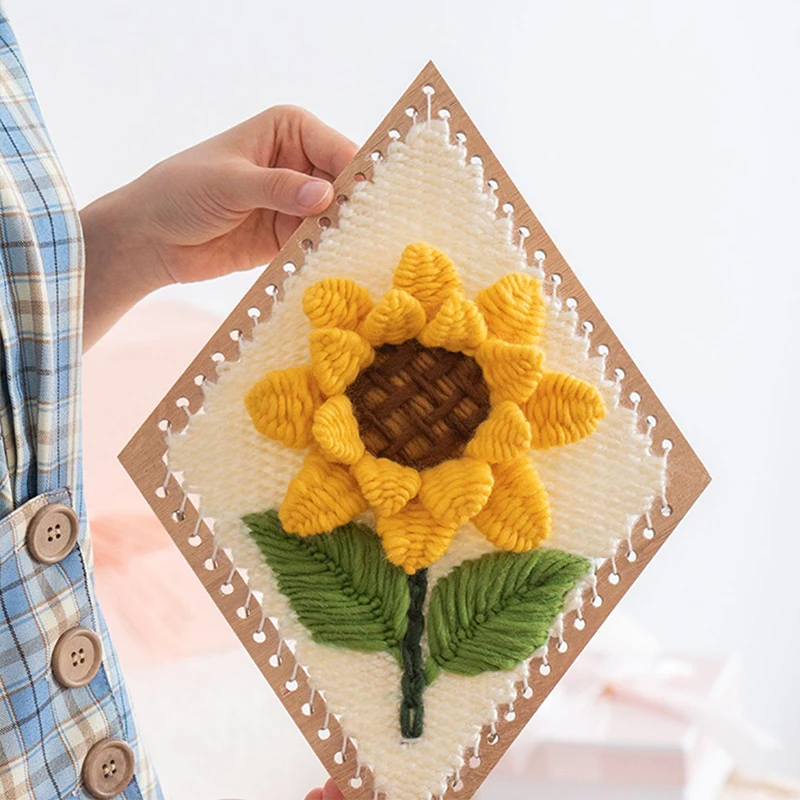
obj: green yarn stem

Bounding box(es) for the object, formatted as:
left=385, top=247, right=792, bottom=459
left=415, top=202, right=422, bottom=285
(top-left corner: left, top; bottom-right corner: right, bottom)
left=399, top=569, right=427, bottom=739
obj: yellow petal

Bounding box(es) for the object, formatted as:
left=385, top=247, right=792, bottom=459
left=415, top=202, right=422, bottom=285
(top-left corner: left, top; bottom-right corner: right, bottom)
left=351, top=454, right=422, bottom=517
left=418, top=293, right=488, bottom=353
left=279, top=450, right=368, bottom=535
left=244, top=365, right=321, bottom=449
left=465, top=401, right=532, bottom=463
left=312, top=395, right=365, bottom=465
left=377, top=499, right=458, bottom=574
left=392, top=242, right=462, bottom=318
left=522, top=371, right=607, bottom=449
left=475, top=272, right=546, bottom=344
left=475, top=339, right=544, bottom=403
left=417, top=457, right=494, bottom=527
left=303, top=278, right=373, bottom=330
left=309, top=328, right=374, bottom=396
left=473, top=457, right=551, bottom=551
left=360, top=289, right=427, bottom=346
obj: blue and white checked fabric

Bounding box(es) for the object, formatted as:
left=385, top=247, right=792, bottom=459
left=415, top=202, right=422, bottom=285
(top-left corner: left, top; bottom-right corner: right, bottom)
left=0, top=14, right=161, bottom=800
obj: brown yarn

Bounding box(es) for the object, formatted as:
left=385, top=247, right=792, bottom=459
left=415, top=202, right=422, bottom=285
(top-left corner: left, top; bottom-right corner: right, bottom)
left=347, top=340, right=491, bottom=470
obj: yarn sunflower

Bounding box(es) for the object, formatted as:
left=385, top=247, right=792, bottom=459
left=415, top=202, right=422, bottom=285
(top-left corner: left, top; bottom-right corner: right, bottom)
left=245, top=242, right=606, bottom=574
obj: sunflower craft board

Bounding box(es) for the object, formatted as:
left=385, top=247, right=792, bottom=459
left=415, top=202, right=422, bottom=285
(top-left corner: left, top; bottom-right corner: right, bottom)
left=120, top=63, right=710, bottom=800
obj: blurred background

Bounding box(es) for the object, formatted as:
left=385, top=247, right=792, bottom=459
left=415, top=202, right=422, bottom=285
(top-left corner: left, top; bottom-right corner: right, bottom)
left=5, top=1, right=798, bottom=798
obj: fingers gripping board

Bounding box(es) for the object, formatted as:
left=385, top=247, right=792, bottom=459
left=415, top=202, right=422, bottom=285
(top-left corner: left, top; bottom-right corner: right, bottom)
left=120, top=63, right=709, bottom=800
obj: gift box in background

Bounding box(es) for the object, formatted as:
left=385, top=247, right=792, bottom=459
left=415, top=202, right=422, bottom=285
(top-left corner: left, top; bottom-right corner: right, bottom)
left=479, top=618, right=781, bottom=800
left=485, top=656, right=737, bottom=799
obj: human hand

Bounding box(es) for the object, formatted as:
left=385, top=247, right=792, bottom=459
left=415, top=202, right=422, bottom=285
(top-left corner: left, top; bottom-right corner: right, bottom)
left=81, top=105, right=357, bottom=346
left=304, top=778, right=345, bottom=800
left=219, top=780, right=345, bottom=800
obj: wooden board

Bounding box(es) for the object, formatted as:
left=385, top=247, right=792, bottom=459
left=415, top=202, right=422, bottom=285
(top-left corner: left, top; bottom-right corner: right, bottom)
left=119, top=61, right=710, bottom=800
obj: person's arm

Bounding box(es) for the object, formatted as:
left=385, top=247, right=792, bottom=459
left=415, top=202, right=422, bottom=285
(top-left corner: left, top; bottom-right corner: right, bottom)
left=82, top=108, right=355, bottom=800
left=81, top=105, right=357, bottom=349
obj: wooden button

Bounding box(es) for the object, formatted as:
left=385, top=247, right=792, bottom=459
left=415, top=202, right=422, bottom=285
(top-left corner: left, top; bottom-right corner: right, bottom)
left=26, top=503, right=79, bottom=564
left=82, top=739, right=135, bottom=799
left=52, top=627, right=103, bottom=689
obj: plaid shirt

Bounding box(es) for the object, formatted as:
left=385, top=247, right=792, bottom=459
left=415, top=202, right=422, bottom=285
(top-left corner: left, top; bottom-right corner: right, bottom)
left=0, top=14, right=161, bottom=800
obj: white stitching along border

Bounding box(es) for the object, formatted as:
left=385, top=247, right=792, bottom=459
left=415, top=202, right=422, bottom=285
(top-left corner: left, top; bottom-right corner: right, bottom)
left=162, top=87, right=667, bottom=800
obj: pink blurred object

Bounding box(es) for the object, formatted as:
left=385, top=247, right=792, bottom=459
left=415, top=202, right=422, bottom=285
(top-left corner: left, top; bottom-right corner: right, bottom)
left=481, top=617, right=779, bottom=800
left=489, top=657, right=740, bottom=800
left=83, top=296, right=236, bottom=669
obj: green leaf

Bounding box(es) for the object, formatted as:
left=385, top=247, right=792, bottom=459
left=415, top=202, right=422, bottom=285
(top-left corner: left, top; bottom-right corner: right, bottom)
left=427, top=549, right=590, bottom=677
left=243, top=510, right=409, bottom=655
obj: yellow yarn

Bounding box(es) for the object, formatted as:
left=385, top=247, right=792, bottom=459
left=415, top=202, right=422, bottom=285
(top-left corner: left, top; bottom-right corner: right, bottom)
left=244, top=365, right=321, bottom=449
left=418, top=293, right=488, bottom=353
left=475, top=339, right=544, bottom=403
left=312, top=395, right=365, bottom=465
left=303, top=278, right=373, bottom=330
left=309, top=328, right=374, bottom=396
left=351, top=454, right=422, bottom=517
left=360, top=288, right=427, bottom=346
left=523, top=371, right=607, bottom=450
left=417, top=457, right=494, bottom=527
left=280, top=450, right=368, bottom=536
left=465, top=401, right=532, bottom=463
left=392, top=242, right=462, bottom=318
left=473, top=456, right=551, bottom=551
left=245, top=247, right=609, bottom=574
left=474, top=272, right=546, bottom=345
left=377, top=499, right=458, bottom=574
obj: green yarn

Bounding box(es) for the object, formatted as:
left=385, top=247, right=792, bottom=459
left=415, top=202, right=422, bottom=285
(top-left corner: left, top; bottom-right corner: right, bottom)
left=426, top=548, right=590, bottom=678
left=244, top=511, right=590, bottom=738
left=243, top=510, right=409, bottom=656
left=399, top=569, right=427, bottom=739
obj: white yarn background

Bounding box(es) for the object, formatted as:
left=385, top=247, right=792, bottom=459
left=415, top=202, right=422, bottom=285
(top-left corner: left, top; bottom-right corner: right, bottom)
left=169, top=120, right=665, bottom=800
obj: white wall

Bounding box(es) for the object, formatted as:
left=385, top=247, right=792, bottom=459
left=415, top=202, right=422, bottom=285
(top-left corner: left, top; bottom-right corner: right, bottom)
left=6, top=0, right=798, bottom=782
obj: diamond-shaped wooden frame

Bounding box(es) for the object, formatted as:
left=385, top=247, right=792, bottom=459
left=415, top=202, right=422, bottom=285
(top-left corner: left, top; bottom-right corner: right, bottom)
left=119, top=62, right=710, bottom=800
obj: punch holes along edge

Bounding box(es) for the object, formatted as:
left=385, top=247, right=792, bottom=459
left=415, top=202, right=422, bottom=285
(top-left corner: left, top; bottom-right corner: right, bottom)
left=120, top=63, right=708, bottom=800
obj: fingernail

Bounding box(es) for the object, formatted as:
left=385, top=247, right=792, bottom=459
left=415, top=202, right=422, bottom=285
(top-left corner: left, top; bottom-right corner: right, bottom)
left=297, top=179, right=331, bottom=210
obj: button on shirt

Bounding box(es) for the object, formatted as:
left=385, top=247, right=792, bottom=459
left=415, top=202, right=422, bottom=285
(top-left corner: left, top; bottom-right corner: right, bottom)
left=0, top=15, right=161, bottom=800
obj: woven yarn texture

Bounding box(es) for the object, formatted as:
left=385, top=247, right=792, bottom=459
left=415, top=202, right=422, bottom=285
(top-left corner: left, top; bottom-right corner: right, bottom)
left=170, top=119, right=665, bottom=800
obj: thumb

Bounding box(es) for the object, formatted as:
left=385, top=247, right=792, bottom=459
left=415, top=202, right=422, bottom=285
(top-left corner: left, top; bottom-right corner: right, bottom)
left=231, top=165, right=333, bottom=217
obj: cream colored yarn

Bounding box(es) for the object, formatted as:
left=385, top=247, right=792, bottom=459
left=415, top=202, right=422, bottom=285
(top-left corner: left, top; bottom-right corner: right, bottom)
left=169, top=118, right=665, bottom=800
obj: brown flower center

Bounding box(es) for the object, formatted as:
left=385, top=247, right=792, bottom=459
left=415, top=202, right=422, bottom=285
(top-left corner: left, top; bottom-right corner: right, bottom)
left=346, top=340, right=491, bottom=470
